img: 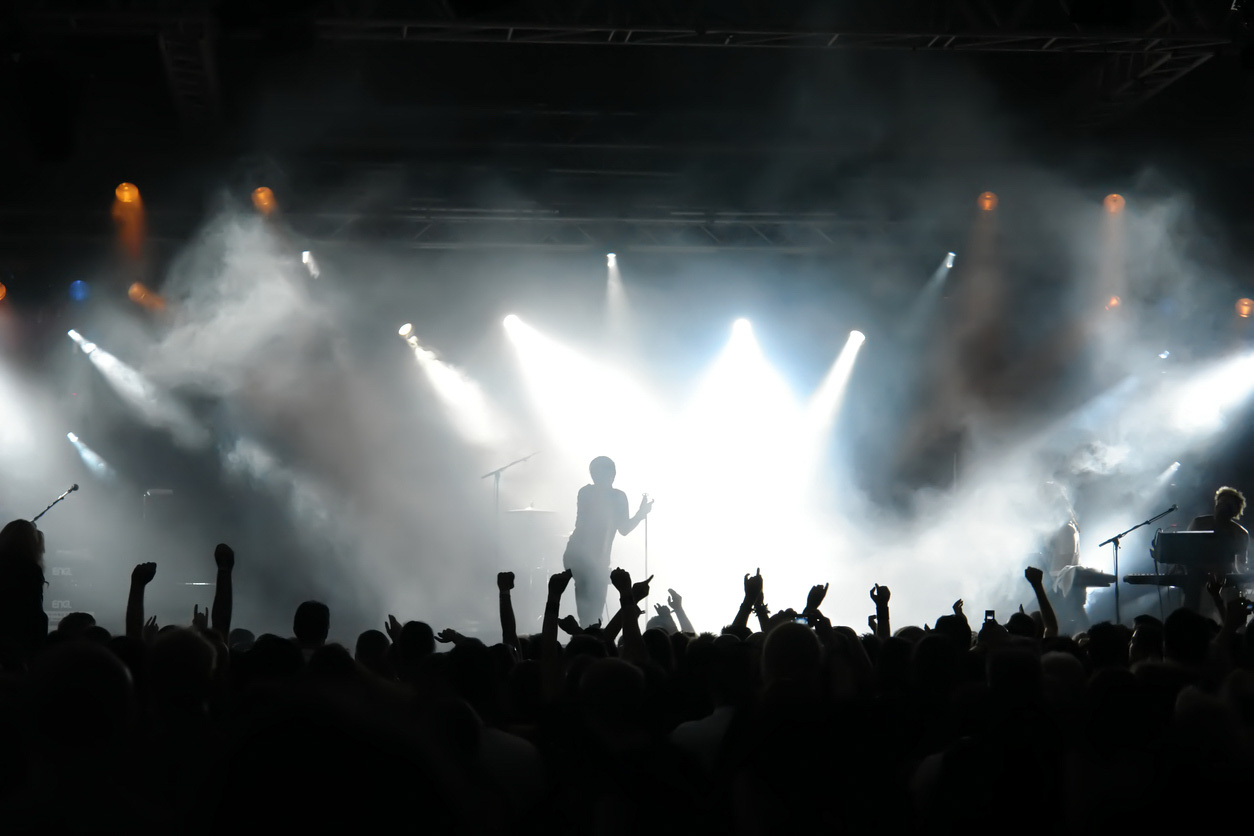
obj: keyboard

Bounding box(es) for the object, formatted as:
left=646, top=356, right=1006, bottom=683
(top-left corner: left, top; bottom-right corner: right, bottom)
left=1123, top=573, right=1254, bottom=587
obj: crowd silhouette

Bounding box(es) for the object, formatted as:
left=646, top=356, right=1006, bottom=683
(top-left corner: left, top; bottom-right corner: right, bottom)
left=1, top=516, right=1253, bottom=833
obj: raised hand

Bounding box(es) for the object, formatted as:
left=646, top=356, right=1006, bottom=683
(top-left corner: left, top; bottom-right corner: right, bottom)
left=558, top=615, right=582, bottom=635
left=132, top=562, right=157, bottom=586
left=610, top=567, right=632, bottom=595
left=744, top=569, right=763, bottom=601
left=870, top=584, right=891, bottom=607
left=435, top=628, right=463, bottom=644
left=631, top=574, right=653, bottom=602
left=637, top=495, right=654, bottom=518
left=548, top=568, right=573, bottom=599
left=806, top=583, right=829, bottom=612
left=667, top=588, right=683, bottom=609
left=385, top=614, right=403, bottom=643
left=214, top=543, right=235, bottom=571
left=143, top=615, right=159, bottom=643
left=192, top=604, right=209, bottom=630
left=953, top=599, right=964, bottom=615
left=1025, top=566, right=1044, bottom=587
left=497, top=571, right=515, bottom=592
left=867, top=614, right=877, bottom=632
left=654, top=603, right=670, bottom=617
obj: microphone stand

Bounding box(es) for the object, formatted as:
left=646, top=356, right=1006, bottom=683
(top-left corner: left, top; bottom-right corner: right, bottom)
left=32, top=484, right=79, bottom=524
left=1098, top=504, right=1177, bottom=624
left=482, top=453, right=539, bottom=569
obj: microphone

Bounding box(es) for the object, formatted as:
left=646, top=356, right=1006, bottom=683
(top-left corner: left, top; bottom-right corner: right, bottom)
left=1169, top=503, right=1178, bottom=512
left=70, top=484, right=80, bottom=493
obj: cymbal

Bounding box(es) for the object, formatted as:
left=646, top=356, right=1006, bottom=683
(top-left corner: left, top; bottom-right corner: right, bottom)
left=507, top=506, right=556, bottom=514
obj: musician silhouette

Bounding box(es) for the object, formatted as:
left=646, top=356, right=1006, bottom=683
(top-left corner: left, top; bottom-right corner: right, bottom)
left=563, top=456, right=652, bottom=626
left=1187, top=486, right=1250, bottom=568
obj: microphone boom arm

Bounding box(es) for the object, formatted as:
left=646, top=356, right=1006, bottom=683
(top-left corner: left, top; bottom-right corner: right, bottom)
left=32, top=484, right=79, bottom=525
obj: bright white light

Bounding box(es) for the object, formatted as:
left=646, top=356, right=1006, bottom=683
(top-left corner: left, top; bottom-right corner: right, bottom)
left=945, top=252, right=956, bottom=269
left=405, top=331, right=502, bottom=446
left=301, top=250, right=320, bottom=278
left=66, top=432, right=115, bottom=479
left=806, top=330, right=867, bottom=438
left=1159, top=350, right=1170, bottom=360
left=731, top=318, right=753, bottom=339
left=607, top=252, right=617, bottom=265
left=503, top=314, right=520, bottom=330
left=398, top=323, right=413, bottom=338
left=1171, top=352, right=1254, bottom=434
left=67, top=329, right=97, bottom=355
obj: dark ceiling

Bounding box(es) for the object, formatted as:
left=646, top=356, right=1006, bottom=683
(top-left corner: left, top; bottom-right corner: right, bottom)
left=1, top=0, right=1252, bottom=260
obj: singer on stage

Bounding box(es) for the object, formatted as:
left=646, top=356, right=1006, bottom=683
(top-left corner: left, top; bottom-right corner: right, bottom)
left=563, top=456, right=652, bottom=626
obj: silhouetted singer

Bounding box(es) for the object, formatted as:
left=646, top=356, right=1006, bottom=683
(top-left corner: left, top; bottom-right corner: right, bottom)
left=563, top=456, right=653, bottom=626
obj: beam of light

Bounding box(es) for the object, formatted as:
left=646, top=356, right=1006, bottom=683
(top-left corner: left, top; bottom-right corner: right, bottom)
left=252, top=187, right=277, bottom=216
left=301, top=250, right=320, bottom=279
left=806, top=329, right=866, bottom=437
left=504, top=314, right=665, bottom=468
left=68, top=331, right=207, bottom=448
left=66, top=432, right=116, bottom=480
left=945, top=252, right=956, bottom=269
left=1170, top=352, right=1254, bottom=435
left=606, top=251, right=630, bottom=345
left=902, top=252, right=957, bottom=338
left=1237, top=298, right=1253, bottom=318
left=1156, top=461, right=1181, bottom=486
left=1104, top=193, right=1126, bottom=214
left=400, top=329, right=502, bottom=446
left=128, top=282, right=166, bottom=311
left=112, top=184, right=145, bottom=260
left=978, top=191, right=998, bottom=211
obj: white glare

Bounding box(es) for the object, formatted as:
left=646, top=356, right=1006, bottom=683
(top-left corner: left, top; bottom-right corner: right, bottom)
left=503, top=314, right=520, bottom=330
left=66, top=432, right=78, bottom=442
left=398, top=323, right=413, bottom=338
left=607, top=252, right=617, bottom=265
left=404, top=331, right=502, bottom=446
left=807, top=330, right=867, bottom=437
left=1171, top=353, right=1254, bottom=434
left=301, top=250, right=320, bottom=278
left=945, top=252, right=956, bottom=269
left=66, top=432, right=115, bottom=480
left=67, top=330, right=97, bottom=355
left=1159, top=350, right=1170, bottom=360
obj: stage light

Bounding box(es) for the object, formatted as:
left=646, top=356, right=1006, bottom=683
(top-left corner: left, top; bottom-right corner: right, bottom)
left=115, top=182, right=140, bottom=204
left=65, top=431, right=115, bottom=479
left=252, top=187, right=277, bottom=215
left=1105, top=295, right=1121, bottom=310
left=978, top=191, right=998, bottom=211
left=1171, top=352, right=1254, bottom=434
left=945, top=252, right=956, bottom=269
left=66, top=432, right=78, bottom=443
left=0, top=283, right=7, bottom=302
left=503, top=314, right=520, bottom=330
left=1237, top=298, right=1254, bottom=318
left=404, top=332, right=501, bottom=446
left=607, top=252, right=617, bottom=266
left=127, top=282, right=165, bottom=311
left=1159, top=350, right=1171, bottom=360
left=398, top=323, right=413, bottom=338
left=301, top=250, right=320, bottom=278
left=68, top=280, right=90, bottom=302
left=731, top=318, right=753, bottom=339
left=1104, top=194, right=1126, bottom=214
left=67, top=329, right=97, bottom=355
left=807, top=329, right=867, bottom=437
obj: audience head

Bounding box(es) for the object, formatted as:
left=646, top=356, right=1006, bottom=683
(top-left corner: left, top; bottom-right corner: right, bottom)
left=761, top=621, right=822, bottom=692
left=1164, top=608, right=1214, bottom=665
left=293, top=600, right=330, bottom=648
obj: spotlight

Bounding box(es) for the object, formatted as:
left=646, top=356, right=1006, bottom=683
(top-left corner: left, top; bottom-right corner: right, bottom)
left=0, top=282, right=7, bottom=302
left=1159, top=350, right=1171, bottom=360
left=67, top=330, right=97, bottom=355
left=1105, top=295, right=1121, bottom=310
left=607, top=252, right=617, bottom=266
left=978, top=191, right=998, bottom=212
left=66, top=432, right=78, bottom=443
left=115, top=182, right=140, bottom=204
left=732, top=318, right=753, bottom=338
left=127, top=282, right=165, bottom=311
left=1104, top=194, right=1126, bottom=214
left=398, top=323, right=413, bottom=338
left=68, top=280, right=90, bottom=302
left=1237, top=298, right=1254, bottom=318
left=252, top=187, right=277, bottom=216
left=503, top=314, right=521, bottom=330
left=945, top=252, right=956, bottom=269
left=850, top=329, right=866, bottom=345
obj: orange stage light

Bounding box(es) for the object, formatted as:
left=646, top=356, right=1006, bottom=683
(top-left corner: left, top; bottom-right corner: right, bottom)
left=1237, top=298, right=1254, bottom=318
left=252, top=187, right=277, bottom=215
left=115, top=182, right=141, bottom=204
left=1104, top=194, right=1125, bottom=214
left=0, top=283, right=6, bottom=302
left=128, top=282, right=165, bottom=311
left=1106, top=295, right=1121, bottom=310
left=978, top=191, right=998, bottom=212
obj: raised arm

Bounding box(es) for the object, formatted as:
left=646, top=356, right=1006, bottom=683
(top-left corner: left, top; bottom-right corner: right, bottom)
left=667, top=588, right=695, bottom=634
left=127, top=562, right=157, bottom=640
left=542, top=569, right=573, bottom=694
left=610, top=568, right=647, bottom=664
left=211, top=544, right=234, bottom=638
left=732, top=570, right=763, bottom=632
left=870, top=584, right=891, bottom=640
left=605, top=574, right=652, bottom=643
left=497, top=571, right=520, bottom=659
left=1025, top=566, right=1058, bottom=638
